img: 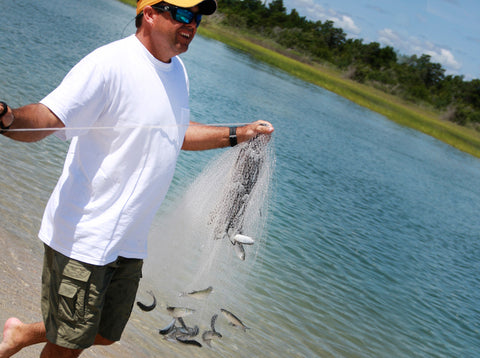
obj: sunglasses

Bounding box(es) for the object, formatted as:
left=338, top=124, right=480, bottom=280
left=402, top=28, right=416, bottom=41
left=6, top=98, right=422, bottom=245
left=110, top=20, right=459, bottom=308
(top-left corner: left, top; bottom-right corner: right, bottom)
left=152, top=3, right=202, bottom=27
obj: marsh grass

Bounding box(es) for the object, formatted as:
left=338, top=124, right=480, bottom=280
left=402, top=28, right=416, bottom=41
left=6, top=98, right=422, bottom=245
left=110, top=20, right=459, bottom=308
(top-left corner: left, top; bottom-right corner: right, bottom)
left=199, top=24, right=480, bottom=158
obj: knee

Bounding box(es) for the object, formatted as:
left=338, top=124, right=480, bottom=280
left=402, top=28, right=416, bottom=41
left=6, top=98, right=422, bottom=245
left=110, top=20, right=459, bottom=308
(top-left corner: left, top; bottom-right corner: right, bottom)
left=94, top=334, right=115, bottom=346
left=41, top=342, right=83, bottom=358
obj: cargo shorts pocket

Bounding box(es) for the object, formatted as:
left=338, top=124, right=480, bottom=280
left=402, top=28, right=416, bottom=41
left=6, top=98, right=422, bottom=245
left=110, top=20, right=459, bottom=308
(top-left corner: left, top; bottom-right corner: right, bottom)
left=57, top=260, right=92, bottom=324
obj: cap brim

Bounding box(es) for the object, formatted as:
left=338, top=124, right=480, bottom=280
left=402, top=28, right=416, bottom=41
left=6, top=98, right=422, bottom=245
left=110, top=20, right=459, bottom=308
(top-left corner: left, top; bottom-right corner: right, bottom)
left=165, top=0, right=217, bottom=15
left=197, top=0, right=217, bottom=15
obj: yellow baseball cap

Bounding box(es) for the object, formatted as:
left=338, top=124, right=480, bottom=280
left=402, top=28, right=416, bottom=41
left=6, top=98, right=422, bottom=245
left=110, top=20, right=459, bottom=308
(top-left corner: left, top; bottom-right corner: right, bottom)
left=136, top=0, right=217, bottom=16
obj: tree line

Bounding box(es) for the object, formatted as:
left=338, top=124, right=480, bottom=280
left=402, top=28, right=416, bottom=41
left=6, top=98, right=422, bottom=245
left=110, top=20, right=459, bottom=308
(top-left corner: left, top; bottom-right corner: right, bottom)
left=216, top=0, right=480, bottom=129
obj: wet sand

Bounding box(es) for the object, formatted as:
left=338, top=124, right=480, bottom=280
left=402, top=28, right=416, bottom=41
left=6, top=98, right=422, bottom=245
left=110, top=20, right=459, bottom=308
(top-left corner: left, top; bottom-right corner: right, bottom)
left=0, top=229, right=179, bottom=358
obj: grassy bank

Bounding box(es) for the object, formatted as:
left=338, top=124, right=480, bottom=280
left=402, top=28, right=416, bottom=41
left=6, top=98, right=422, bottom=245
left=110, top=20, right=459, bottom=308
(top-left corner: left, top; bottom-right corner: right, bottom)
left=198, top=24, right=480, bottom=159
left=119, top=0, right=480, bottom=158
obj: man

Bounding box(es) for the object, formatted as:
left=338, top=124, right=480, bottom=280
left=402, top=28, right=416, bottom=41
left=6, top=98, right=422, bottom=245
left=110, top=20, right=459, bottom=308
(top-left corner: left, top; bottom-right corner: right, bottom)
left=0, top=0, right=274, bottom=356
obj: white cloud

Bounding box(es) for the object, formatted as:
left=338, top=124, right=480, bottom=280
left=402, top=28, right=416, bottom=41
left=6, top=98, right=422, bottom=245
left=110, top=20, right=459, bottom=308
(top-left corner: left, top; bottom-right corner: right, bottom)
left=378, top=28, right=402, bottom=47
left=332, top=15, right=361, bottom=35
left=288, top=0, right=325, bottom=19
left=288, top=0, right=360, bottom=36
left=426, top=48, right=461, bottom=71
left=377, top=28, right=462, bottom=74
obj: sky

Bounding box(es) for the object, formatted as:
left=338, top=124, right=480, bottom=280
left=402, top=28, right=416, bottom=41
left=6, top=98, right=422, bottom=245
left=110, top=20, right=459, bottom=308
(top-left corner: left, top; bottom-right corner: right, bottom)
left=282, top=0, right=480, bottom=80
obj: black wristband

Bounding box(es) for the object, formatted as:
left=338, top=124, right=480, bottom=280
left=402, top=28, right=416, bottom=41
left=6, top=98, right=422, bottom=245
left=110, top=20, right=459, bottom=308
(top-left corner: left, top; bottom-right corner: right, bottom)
left=229, top=126, right=237, bottom=147
left=0, top=101, right=11, bottom=134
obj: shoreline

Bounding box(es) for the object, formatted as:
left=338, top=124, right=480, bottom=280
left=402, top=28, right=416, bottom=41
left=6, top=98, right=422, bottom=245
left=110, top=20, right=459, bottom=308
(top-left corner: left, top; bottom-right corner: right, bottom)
left=198, top=23, right=480, bottom=159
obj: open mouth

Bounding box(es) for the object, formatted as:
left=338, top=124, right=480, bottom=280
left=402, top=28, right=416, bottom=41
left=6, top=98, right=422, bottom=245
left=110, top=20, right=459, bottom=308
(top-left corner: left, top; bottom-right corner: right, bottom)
left=179, top=31, right=192, bottom=40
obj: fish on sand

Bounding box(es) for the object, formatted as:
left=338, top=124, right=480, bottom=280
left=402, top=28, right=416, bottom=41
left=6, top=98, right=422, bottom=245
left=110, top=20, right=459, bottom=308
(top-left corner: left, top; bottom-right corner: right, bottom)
left=158, top=318, right=176, bottom=335
left=136, top=290, right=157, bottom=312
left=202, top=330, right=222, bottom=347
left=176, top=336, right=202, bottom=347
left=220, top=308, right=250, bottom=331
left=202, top=313, right=222, bottom=347
left=166, top=306, right=195, bottom=318
left=160, top=316, right=202, bottom=347
left=179, top=286, right=213, bottom=299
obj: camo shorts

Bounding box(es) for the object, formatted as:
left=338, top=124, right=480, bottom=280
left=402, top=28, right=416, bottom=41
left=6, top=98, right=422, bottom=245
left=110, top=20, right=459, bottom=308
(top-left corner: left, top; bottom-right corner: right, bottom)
left=41, top=244, right=143, bottom=349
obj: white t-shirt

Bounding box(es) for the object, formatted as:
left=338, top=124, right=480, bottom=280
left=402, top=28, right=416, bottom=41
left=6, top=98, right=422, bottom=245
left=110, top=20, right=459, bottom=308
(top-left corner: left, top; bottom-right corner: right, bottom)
left=39, top=35, right=190, bottom=265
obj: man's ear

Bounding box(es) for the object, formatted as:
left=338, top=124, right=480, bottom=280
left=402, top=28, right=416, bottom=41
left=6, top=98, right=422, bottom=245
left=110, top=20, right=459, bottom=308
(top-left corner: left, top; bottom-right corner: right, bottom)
left=142, top=6, right=156, bottom=24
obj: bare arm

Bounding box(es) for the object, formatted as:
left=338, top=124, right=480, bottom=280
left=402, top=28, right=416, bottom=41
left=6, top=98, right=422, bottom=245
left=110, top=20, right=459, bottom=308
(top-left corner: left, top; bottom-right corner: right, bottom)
left=182, top=120, right=274, bottom=151
left=0, top=103, right=64, bottom=142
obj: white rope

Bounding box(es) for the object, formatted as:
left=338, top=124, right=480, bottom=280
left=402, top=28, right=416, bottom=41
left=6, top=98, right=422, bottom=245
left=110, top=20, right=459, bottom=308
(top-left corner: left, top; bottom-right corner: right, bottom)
left=3, top=122, right=252, bottom=132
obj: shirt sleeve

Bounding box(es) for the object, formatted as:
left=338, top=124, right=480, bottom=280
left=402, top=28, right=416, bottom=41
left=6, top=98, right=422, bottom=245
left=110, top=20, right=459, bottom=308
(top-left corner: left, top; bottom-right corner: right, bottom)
left=40, top=54, right=107, bottom=141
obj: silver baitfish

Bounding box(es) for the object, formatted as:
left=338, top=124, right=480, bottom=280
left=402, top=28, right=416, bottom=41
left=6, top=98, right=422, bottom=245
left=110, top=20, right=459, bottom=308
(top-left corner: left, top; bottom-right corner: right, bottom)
left=220, top=308, right=250, bottom=331
left=233, top=242, right=246, bottom=261
left=166, top=306, right=195, bottom=318
left=232, top=234, right=255, bottom=245
left=210, top=313, right=219, bottom=333
left=136, top=290, right=157, bottom=312
left=162, top=317, right=200, bottom=345
left=202, top=313, right=223, bottom=347
left=179, top=286, right=213, bottom=299
left=177, top=317, right=199, bottom=337
left=176, top=336, right=202, bottom=347
left=158, top=318, right=176, bottom=335
left=202, top=330, right=222, bottom=347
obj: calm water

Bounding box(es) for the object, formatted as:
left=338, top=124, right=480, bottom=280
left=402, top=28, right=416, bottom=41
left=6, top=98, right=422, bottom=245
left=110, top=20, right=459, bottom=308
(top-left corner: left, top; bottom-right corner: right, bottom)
left=1, top=1, right=480, bottom=357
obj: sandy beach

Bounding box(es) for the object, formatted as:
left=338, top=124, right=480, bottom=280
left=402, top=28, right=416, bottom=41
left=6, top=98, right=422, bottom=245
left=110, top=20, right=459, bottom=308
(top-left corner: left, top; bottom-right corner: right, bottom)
left=0, top=228, right=167, bottom=358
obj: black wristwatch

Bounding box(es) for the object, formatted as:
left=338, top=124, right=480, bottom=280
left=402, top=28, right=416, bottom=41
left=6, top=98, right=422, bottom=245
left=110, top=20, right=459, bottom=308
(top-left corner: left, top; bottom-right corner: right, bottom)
left=229, top=126, right=237, bottom=147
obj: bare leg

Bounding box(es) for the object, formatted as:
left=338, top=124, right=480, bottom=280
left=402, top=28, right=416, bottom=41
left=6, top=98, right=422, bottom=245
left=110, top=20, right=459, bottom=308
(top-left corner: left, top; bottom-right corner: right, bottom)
left=0, top=318, right=115, bottom=358
left=39, top=334, right=115, bottom=358
left=0, top=318, right=46, bottom=357
left=40, top=342, right=83, bottom=358
left=93, top=335, right=115, bottom=346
